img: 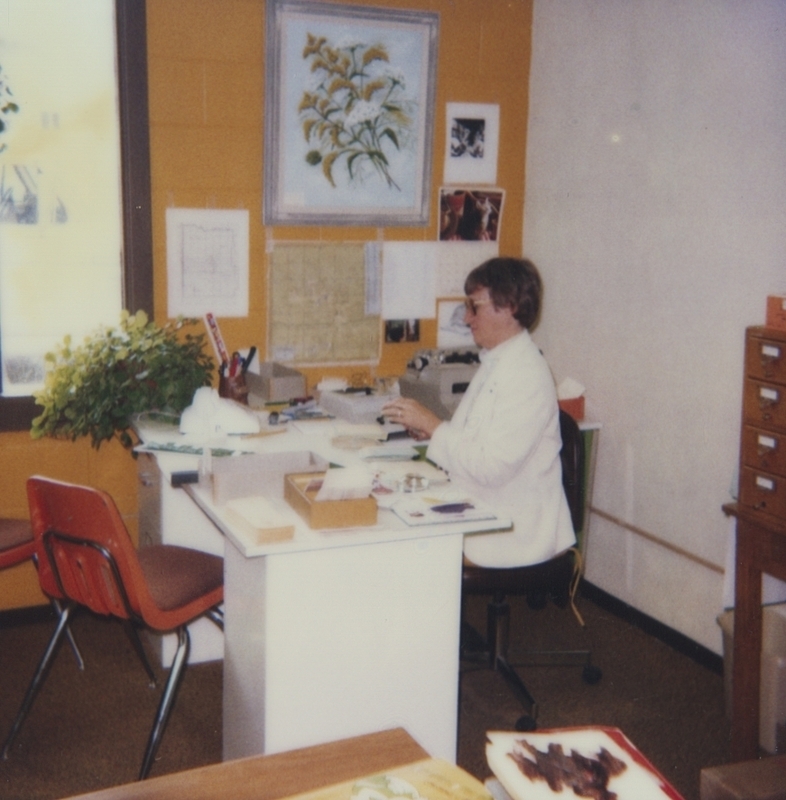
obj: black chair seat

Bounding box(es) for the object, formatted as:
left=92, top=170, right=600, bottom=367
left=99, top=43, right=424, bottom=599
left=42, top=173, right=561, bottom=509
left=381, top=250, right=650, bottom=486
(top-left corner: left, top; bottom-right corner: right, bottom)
left=463, top=549, right=574, bottom=608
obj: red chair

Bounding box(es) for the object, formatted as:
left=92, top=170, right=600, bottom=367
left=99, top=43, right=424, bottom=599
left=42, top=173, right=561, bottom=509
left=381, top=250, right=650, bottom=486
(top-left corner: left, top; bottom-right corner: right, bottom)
left=1, top=476, right=224, bottom=780
left=0, top=517, right=85, bottom=670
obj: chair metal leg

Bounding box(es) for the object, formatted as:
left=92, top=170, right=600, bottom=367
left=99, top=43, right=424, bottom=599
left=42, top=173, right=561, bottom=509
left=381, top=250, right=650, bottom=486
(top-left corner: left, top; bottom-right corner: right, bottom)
left=122, top=620, right=157, bottom=688
left=139, top=626, right=190, bottom=780
left=2, top=602, right=76, bottom=759
left=52, top=599, right=85, bottom=671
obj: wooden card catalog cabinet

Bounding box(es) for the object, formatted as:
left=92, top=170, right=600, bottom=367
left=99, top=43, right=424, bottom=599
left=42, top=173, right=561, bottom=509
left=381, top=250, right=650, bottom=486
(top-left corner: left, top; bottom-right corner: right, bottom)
left=740, top=327, right=786, bottom=518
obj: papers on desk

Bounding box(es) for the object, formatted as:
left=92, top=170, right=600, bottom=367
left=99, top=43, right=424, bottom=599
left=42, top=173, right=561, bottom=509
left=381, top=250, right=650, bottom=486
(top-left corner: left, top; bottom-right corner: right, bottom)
left=224, top=496, right=295, bottom=544
left=277, top=757, right=491, bottom=800
left=391, top=491, right=497, bottom=526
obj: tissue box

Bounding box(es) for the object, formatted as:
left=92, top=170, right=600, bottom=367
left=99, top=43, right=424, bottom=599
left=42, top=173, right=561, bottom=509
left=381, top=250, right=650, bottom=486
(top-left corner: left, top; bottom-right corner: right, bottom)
left=767, top=296, right=786, bottom=331
left=284, top=472, right=377, bottom=529
left=212, top=451, right=328, bottom=504
left=558, top=396, right=585, bottom=421
left=246, top=362, right=306, bottom=405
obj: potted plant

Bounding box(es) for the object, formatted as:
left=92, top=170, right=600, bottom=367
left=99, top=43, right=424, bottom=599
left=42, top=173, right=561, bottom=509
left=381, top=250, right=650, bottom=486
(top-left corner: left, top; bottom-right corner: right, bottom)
left=31, top=310, right=214, bottom=449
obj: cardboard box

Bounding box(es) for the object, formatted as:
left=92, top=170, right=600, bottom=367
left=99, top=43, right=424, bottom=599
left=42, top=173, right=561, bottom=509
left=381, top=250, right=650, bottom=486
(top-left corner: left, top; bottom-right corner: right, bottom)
left=246, top=362, right=306, bottom=405
left=212, top=451, right=328, bottom=504
left=700, top=755, right=786, bottom=800
left=767, top=295, right=786, bottom=331
left=558, top=396, right=585, bottom=421
left=718, top=604, right=786, bottom=753
left=284, top=472, right=377, bottom=529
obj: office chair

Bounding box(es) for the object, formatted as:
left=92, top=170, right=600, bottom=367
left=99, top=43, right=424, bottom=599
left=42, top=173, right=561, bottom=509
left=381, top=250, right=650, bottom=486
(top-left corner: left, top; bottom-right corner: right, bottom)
left=461, top=409, right=602, bottom=731
left=0, top=517, right=85, bottom=670
left=2, top=476, right=224, bottom=780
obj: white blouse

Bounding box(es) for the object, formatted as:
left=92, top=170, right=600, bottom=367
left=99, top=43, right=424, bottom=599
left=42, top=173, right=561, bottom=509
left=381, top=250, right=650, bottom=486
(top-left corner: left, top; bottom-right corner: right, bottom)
left=426, top=329, right=576, bottom=568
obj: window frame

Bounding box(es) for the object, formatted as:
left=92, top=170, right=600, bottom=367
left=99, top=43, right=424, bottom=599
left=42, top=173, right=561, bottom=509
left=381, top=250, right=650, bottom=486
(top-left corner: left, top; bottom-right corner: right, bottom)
left=0, top=0, right=153, bottom=432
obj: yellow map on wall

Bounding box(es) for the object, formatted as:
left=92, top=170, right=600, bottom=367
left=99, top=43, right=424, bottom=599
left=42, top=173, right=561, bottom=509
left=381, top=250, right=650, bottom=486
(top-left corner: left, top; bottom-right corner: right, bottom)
left=268, top=243, right=380, bottom=364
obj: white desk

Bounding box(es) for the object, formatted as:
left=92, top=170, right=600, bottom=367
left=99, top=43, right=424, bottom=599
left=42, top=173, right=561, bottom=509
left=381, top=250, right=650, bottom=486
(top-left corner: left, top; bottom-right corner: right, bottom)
left=135, top=419, right=510, bottom=764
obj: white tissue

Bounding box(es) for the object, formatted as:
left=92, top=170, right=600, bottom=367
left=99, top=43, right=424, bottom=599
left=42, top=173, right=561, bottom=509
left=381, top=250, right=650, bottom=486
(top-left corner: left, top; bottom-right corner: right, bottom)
left=315, top=466, right=374, bottom=501
left=179, top=387, right=260, bottom=436
left=557, top=377, right=585, bottom=401
left=317, top=377, right=349, bottom=392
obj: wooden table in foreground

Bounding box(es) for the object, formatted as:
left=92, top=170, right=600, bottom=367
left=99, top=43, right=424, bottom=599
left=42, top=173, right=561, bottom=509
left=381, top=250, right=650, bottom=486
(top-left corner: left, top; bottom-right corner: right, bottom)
left=723, top=502, right=786, bottom=761
left=61, top=728, right=429, bottom=800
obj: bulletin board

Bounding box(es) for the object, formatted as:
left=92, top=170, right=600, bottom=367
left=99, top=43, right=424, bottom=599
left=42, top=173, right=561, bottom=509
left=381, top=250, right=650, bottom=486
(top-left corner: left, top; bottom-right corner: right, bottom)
left=267, top=243, right=380, bottom=364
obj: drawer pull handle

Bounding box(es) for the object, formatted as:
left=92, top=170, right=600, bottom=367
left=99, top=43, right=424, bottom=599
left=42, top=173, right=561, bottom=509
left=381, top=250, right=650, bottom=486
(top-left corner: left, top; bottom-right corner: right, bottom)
left=755, top=475, right=775, bottom=492
left=759, top=387, right=779, bottom=408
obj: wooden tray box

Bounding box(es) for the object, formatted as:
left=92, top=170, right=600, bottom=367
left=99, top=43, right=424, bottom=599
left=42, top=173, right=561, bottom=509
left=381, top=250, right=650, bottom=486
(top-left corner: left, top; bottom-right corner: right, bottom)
left=284, top=472, right=377, bottom=529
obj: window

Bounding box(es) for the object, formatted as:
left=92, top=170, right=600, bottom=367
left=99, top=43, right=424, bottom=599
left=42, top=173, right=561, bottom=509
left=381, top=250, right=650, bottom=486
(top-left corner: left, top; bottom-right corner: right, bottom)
left=0, top=0, right=152, bottom=431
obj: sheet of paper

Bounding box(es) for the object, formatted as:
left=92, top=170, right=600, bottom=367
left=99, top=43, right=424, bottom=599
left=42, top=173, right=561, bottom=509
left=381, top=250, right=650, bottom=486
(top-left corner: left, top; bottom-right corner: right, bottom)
left=167, top=208, right=249, bottom=317
left=381, top=242, right=438, bottom=320
left=436, top=241, right=499, bottom=297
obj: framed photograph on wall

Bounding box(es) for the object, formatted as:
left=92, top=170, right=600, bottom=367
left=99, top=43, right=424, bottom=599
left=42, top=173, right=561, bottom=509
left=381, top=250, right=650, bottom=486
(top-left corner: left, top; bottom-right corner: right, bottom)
left=443, top=102, right=499, bottom=185
left=263, top=0, right=439, bottom=226
left=439, top=187, right=504, bottom=242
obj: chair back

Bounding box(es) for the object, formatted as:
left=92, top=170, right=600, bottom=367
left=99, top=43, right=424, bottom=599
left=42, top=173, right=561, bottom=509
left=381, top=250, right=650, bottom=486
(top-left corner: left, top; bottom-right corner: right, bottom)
left=27, top=476, right=151, bottom=622
left=559, top=409, right=585, bottom=535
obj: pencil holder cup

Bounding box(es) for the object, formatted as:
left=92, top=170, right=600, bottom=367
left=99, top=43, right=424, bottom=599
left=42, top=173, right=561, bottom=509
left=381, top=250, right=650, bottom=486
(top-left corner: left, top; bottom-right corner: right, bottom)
left=219, top=373, right=249, bottom=405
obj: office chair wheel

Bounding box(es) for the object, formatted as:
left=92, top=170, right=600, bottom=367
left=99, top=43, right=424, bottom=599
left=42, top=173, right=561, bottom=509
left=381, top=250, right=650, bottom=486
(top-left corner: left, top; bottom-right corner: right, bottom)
left=514, top=715, right=537, bottom=732
left=582, top=664, right=602, bottom=685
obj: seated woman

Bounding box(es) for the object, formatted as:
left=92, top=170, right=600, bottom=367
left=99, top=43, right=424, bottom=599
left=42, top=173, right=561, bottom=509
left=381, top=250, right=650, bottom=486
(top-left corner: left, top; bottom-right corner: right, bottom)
left=382, top=257, right=575, bottom=568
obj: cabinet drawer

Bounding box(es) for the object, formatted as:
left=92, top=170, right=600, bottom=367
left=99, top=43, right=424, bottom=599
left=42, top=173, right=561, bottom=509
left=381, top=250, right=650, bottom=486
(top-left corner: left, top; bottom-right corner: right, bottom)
left=741, top=426, right=786, bottom=477
left=743, top=379, right=786, bottom=430
left=740, top=466, right=786, bottom=518
left=746, top=333, right=786, bottom=383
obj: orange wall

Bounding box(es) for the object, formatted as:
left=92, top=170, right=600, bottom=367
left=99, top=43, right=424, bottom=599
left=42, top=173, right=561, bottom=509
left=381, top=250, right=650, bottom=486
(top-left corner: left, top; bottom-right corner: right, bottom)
left=0, top=0, right=532, bottom=610
left=146, top=0, right=533, bottom=379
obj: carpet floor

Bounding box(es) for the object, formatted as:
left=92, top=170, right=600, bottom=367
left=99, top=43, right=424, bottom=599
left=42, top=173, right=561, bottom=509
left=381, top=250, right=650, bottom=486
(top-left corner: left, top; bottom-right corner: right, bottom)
left=0, top=589, right=731, bottom=800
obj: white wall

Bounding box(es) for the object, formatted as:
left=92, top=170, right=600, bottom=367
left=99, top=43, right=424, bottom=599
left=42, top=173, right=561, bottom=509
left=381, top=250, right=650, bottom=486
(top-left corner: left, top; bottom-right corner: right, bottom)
left=524, top=0, right=786, bottom=654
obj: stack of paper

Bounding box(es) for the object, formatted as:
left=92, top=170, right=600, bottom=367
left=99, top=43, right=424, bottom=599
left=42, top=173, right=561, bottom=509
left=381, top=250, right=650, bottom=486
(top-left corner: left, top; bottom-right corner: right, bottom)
left=224, top=496, right=295, bottom=544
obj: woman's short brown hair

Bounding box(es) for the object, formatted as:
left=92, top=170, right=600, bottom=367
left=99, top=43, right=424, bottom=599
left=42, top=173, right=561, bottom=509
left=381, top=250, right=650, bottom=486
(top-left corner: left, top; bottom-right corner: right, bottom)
left=464, top=257, right=542, bottom=330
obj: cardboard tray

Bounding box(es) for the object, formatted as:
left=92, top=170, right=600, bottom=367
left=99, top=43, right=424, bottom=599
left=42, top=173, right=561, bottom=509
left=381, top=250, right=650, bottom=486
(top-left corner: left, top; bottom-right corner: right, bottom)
left=284, top=472, right=378, bottom=529
left=212, top=450, right=328, bottom=504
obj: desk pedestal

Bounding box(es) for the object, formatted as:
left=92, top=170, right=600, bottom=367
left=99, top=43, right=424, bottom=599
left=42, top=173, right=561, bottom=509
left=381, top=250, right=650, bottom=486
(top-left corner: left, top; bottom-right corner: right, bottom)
left=223, top=533, right=464, bottom=762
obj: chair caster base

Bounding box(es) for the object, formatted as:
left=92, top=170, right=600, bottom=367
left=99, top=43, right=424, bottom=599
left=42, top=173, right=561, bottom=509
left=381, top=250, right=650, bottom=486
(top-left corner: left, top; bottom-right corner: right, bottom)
left=514, top=715, right=537, bottom=732
left=582, top=664, right=602, bottom=685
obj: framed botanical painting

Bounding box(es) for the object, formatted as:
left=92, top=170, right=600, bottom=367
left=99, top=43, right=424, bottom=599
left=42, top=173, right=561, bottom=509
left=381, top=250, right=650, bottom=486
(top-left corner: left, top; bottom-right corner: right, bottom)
left=263, top=0, right=439, bottom=226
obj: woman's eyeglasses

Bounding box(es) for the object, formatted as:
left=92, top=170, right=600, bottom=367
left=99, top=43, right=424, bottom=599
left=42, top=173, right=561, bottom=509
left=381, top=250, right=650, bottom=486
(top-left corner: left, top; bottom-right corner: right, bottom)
left=464, top=297, right=491, bottom=315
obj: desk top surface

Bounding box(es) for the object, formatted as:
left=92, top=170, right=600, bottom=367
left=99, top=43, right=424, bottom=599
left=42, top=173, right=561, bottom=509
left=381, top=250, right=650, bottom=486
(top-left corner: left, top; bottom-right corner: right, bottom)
left=62, top=728, right=429, bottom=800
left=136, top=417, right=512, bottom=558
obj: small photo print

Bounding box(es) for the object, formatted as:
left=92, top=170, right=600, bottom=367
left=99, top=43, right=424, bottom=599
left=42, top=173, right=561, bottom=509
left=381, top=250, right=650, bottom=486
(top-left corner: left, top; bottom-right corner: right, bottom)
left=385, top=319, right=420, bottom=343
left=443, top=102, right=499, bottom=184
left=439, top=188, right=504, bottom=242
left=451, top=118, right=485, bottom=160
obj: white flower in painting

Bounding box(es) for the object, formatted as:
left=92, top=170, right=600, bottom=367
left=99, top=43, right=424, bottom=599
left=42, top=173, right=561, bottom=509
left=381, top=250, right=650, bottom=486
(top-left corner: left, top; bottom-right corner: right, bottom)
left=335, top=35, right=364, bottom=51
left=344, top=100, right=381, bottom=127
left=382, top=66, right=406, bottom=88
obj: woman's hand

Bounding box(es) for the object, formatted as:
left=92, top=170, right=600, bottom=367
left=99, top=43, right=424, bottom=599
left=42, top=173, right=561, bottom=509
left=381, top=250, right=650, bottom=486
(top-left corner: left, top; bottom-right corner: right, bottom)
left=381, top=397, right=442, bottom=441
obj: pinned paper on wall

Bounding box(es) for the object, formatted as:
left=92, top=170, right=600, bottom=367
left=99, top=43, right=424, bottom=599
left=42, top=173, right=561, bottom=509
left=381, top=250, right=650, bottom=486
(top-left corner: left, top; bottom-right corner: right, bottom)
left=166, top=208, right=249, bottom=318
left=381, top=242, right=438, bottom=320
left=435, top=241, right=498, bottom=297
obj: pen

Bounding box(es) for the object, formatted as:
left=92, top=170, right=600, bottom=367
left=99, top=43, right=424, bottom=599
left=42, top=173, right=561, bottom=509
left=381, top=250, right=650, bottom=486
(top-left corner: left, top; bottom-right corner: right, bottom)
left=242, top=346, right=257, bottom=374
left=229, top=352, right=240, bottom=377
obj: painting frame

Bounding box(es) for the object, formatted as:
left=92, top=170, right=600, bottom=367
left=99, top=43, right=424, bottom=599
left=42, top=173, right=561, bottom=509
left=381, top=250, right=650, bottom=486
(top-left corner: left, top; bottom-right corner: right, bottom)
left=263, top=0, right=439, bottom=227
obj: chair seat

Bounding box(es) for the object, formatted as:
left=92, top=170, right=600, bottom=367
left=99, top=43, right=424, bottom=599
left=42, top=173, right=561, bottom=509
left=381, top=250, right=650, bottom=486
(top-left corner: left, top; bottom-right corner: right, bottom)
left=137, top=545, right=223, bottom=614
left=462, top=549, right=575, bottom=606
